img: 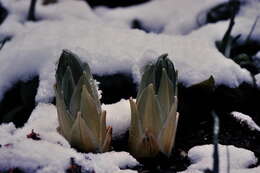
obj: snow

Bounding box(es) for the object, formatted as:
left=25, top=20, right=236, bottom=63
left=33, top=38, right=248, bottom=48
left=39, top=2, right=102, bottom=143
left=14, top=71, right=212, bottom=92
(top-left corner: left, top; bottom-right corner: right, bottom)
left=0, top=0, right=255, bottom=102
left=0, top=103, right=139, bottom=173
left=87, top=152, right=138, bottom=173
left=231, top=111, right=260, bottom=132
left=103, top=99, right=131, bottom=138
left=0, top=0, right=99, bottom=23
left=94, top=0, right=228, bottom=35
left=180, top=144, right=258, bottom=173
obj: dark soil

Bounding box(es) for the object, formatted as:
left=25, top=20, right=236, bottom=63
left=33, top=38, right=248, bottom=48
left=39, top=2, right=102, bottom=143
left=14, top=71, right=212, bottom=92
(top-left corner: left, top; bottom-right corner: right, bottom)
left=0, top=2, right=7, bottom=25
left=0, top=76, right=39, bottom=127
left=94, top=73, right=137, bottom=104
left=0, top=168, right=24, bottom=173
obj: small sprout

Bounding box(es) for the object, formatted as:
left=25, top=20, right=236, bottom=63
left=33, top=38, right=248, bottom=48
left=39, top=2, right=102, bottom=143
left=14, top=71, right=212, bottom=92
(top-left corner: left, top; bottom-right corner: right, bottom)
left=129, top=54, right=179, bottom=159
left=215, top=5, right=259, bottom=79
left=55, top=50, right=112, bottom=153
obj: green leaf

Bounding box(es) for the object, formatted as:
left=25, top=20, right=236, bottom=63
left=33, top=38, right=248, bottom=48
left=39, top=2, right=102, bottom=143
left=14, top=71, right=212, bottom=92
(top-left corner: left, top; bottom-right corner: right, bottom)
left=82, top=72, right=101, bottom=112
left=70, top=112, right=98, bottom=152
left=158, top=97, right=179, bottom=157
left=137, top=84, right=162, bottom=137
left=69, top=74, right=89, bottom=117
left=99, top=110, right=107, bottom=146
left=129, top=98, right=143, bottom=145
left=56, top=49, right=84, bottom=85
left=154, top=54, right=177, bottom=92
left=101, top=125, right=112, bottom=152
left=55, top=85, right=73, bottom=140
left=157, top=68, right=175, bottom=119
left=137, top=63, right=155, bottom=98
left=82, top=63, right=92, bottom=78
left=80, top=85, right=100, bottom=139
left=61, top=67, right=75, bottom=109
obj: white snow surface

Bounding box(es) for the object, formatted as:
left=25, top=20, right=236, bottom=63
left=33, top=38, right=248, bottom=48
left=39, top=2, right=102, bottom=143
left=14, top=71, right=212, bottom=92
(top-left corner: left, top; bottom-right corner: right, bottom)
left=103, top=99, right=131, bottom=138
left=231, top=111, right=260, bottom=132
left=180, top=144, right=259, bottom=173
left=0, top=0, right=257, bottom=102
left=94, top=0, right=228, bottom=34
left=0, top=103, right=139, bottom=173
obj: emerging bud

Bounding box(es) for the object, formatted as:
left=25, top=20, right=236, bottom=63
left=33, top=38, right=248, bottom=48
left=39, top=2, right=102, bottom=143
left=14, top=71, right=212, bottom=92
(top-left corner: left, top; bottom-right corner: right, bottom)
left=55, top=50, right=111, bottom=153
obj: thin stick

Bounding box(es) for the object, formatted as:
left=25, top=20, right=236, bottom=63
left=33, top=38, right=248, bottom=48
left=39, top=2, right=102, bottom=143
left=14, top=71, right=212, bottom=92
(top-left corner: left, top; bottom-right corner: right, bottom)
left=212, top=111, right=219, bottom=173
left=27, top=0, right=37, bottom=21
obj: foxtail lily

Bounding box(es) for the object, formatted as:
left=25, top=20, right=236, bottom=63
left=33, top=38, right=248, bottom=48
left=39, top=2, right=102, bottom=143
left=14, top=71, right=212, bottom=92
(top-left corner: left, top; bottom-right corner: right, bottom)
left=55, top=50, right=112, bottom=153
left=129, top=54, right=179, bottom=158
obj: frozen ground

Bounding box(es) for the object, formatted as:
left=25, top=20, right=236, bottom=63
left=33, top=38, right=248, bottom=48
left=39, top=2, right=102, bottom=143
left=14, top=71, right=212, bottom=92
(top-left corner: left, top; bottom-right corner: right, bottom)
left=103, top=99, right=131, bottom=137
left=0, top=0, right=260, bottom=172
left=94, top=0, right=228, bottom=34
left=0, top=103, right=138, bottom=173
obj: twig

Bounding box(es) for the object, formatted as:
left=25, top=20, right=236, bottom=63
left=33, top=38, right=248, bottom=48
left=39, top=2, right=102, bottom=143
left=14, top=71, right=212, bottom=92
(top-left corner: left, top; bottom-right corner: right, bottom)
left=219, top=0, right=238, bottom=58
left=0, top=36, right=11, bottom=50
left=27, top=0, right=37, bottom=21
left=212, top=111, right=219, bottom=173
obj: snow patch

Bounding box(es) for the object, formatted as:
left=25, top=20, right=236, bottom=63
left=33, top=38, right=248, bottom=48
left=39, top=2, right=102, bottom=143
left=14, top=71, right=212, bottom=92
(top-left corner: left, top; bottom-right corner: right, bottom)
left=0, top=103, right=138, bottom=173
left=94, top=0, right=228, bottom=34
left=103, top=99, right=131, bottom=137
left=231, top=111, right=260, bottom=132
left=180, top=144, right=258, bottom=173
left=0, top=18, right=253, bottom=102
left=0, top=0, right=258, bottom=102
